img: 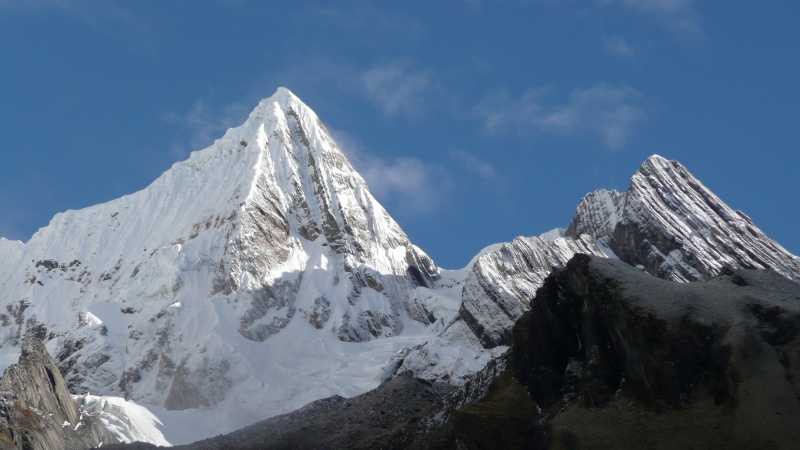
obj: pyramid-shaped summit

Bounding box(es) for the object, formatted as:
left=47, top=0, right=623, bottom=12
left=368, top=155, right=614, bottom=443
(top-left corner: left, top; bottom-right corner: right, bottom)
left=0, top=88, right=452, bottom=441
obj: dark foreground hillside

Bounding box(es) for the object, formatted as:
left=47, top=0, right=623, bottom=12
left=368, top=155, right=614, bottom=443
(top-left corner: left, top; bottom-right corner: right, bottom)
left=507, top=254, right=800, bottom=450
left=104, top=254, right=800, bottom=450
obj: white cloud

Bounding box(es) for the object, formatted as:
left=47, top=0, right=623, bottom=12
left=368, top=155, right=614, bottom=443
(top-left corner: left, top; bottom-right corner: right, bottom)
left=0, top=192, right=33, bottom=241
left=599, top=0, right=702, bottom=37
left=161, top=99, right=250, bottom=158
left=450, top=150, right=497, bottom=180
left=0, top=217, right=24, bottom=241
left=241, top=57, right=438, bottom=120
left=361, top=63, right=433, bottom=118
left=308, top=4, right=424, bottom=37
left=603, top=36, right=636, bottom=57
left=0, top=0, right=147, bottom=32
left=475, top=84, right=646, bottom=149
left=330, top=128, right=451, bottom=215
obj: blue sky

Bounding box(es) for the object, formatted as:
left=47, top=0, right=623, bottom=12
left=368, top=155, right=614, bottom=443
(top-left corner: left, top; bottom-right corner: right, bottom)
left=1, top=0, right=798, bottom=268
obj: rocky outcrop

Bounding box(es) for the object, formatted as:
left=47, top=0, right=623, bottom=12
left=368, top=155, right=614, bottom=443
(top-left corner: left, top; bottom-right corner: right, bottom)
left=567, top=155, right=800, bottom=282
left=508, top=254, right=800, bottom=449
left=565, top=189, right=625, bottom=240
left=0, top=333, right=115, bottom=450
left=461, top=232, right=611, bottom=348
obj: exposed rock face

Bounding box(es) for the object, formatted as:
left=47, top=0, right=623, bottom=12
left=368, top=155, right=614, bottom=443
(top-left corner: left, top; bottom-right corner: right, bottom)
left=0, top=334, right=114, bottom=450
left=461, top=233, right=611, bottom=348
left=567, top=155, right=800, bottom=282
left=565, top=189, right=625, bottom=240
left=510, top=254, right=800, bottom=449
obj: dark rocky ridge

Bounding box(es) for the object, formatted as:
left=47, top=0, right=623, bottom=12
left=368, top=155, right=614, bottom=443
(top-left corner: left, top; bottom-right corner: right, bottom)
left=507, top=254, right=800, bottom=449
left=0, top=333, right=115, bottom=450
left=97, top=357, right=511, bottom=450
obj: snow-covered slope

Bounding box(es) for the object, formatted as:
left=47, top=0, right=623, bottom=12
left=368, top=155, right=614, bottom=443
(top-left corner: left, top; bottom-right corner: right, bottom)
left=0, top=88, right=458, bottom=443
left=567, top=155, right=800, bottom=282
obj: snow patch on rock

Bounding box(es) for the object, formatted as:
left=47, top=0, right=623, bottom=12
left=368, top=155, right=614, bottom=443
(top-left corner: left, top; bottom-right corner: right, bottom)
left=75, top=394, right=171, bottom=447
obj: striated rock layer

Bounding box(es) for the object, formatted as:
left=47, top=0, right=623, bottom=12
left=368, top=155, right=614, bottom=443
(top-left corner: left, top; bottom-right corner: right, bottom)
left=0, top=333, right=113, bottom=450
left=567, top=155, right=800, bottom=282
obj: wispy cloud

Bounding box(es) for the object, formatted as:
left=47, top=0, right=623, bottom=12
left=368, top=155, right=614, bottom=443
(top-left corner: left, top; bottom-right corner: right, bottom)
left=0, top=0, right=148, bottom=33
left=599, top=0, right=702, bottom=37
left=603, top=36, right=636, bottom=57
left=161, top=99, right=250, bottom=158
left=307, top=4, right=424, bottom=37
left=450, top=150, right=497, bottom=180
left=475, top=83, right=646, bottom=149
left=0, top=218, right=24, bottom=241
left=160, top=55, right=452, bottom=215
left=225, top=56, right=439, bottom=121
left=330, top=128, right=451, bottom=216
left=0, top=192, right=33, bottom=241
left=361, top=63, right=433, bottom=118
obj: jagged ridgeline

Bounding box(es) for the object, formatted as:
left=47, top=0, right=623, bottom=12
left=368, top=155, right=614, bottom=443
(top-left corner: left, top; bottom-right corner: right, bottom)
left=0, top=88, right=798, bottom=445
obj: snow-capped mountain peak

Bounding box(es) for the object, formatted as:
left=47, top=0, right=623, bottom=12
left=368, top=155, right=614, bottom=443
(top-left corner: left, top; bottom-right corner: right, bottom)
left=0, top=88, right=449, bottom=443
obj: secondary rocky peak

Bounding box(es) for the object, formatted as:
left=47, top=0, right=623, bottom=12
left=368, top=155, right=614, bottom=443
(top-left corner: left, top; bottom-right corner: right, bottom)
left=567, top=154, right=800, bottom=282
